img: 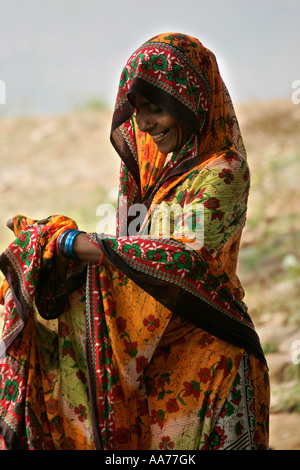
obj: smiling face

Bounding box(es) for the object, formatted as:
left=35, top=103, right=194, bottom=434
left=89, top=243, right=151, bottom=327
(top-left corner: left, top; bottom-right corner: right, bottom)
left=134, top=93, right=192, bottom=154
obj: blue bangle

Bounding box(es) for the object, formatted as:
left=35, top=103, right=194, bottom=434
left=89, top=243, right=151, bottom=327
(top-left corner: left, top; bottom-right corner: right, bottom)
left=64, top=230, right=86, bottom=259
left=58, top=229, right=73, bottom=256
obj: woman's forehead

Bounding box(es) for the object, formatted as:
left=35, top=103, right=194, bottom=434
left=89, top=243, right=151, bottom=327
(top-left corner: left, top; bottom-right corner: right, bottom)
left=135, top=94, right=151, bottom=107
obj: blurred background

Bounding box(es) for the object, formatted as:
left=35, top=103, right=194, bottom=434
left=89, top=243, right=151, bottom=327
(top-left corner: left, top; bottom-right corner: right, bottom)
left=0, top=0, right=300, bottom=450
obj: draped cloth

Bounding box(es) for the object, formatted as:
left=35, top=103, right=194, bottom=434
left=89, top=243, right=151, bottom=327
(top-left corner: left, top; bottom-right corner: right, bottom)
left=0, top=33, right=269, bottom=450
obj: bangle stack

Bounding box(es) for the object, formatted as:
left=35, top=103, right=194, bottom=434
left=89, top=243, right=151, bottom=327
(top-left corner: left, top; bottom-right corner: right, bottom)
left=56, top=229, right=86, bottom=260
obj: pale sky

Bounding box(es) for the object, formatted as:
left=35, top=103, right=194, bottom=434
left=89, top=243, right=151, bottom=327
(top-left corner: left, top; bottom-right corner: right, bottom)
left=0, top=0, right=299, bottom=115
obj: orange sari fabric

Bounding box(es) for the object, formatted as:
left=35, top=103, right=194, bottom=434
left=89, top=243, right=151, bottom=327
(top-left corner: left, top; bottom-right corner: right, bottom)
left=0, top=33, right=270, bottom=450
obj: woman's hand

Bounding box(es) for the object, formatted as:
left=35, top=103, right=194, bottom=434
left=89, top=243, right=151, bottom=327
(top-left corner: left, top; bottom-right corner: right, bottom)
left=6, top=215, right=37, bottom=235
left=6, top=218, right=106, bottom=266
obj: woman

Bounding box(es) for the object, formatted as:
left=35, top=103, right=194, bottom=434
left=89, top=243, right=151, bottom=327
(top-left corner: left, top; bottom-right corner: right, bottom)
left=0, top=33, right=269, bottom=450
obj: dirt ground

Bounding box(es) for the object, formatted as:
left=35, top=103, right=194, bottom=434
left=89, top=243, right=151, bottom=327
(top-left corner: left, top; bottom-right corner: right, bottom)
left=0, top=99, right=300, bottom=450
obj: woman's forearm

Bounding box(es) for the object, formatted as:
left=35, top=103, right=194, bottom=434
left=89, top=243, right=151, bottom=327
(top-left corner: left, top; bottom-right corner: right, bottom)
left=72, top=233, right=103, bottom=263
left=7, top=218, right=104, bottom=264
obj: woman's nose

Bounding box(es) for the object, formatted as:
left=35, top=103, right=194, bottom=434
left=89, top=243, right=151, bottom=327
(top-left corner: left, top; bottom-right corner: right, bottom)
left=136, top=112, right=152, bottom=132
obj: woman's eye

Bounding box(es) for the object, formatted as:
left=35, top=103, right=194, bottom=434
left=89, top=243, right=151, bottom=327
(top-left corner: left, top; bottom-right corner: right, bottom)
left=134, top=103, right=162, bottom=117
left=149, top=105, right=162, bottom=114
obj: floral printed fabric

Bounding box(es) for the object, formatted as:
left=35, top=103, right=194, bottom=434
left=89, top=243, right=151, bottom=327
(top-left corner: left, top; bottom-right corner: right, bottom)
left=0, top=218, right=269, bottom=449
left=106, top=30, right=265, bottom=361
left=0, top=216, right=93, bottom=450
left=101, top=32, right=269, bottom=448
left=85, top=255, right=269, bottom=450
left=0, top=33, right=270, bottom=450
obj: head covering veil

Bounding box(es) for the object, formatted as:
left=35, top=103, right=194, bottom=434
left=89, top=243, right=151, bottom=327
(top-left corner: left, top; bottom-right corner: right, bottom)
left=111, top=32, right=246, bottom=235
left=103, top=32, right=265, bottom=363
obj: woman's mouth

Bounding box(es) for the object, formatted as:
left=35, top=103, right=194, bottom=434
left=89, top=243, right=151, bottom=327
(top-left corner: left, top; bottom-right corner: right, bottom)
left=151, top=129, right=169, bottom=142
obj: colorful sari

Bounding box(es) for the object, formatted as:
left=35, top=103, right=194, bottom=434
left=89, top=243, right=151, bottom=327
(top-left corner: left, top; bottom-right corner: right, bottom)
left=0, top=33, right=269, bottom=450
